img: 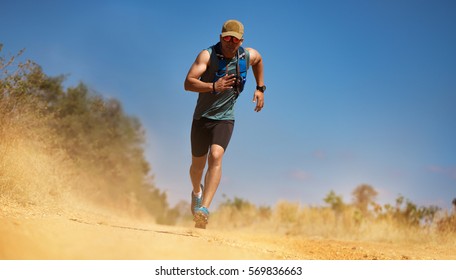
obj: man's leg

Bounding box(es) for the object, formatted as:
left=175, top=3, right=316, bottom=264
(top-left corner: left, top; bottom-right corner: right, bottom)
left=190, top=154, right=207, bottom=195
left=201, top=144, right=225, bottom=209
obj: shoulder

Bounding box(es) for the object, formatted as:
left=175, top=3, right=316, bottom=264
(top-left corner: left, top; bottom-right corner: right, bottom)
left=194, top=48, right=211, bottom=65
left=245, top=47, right=260, bottom=58
left=244, top=47, right=262, bottom=65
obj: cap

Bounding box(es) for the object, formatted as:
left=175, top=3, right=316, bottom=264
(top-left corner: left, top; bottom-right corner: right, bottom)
left=221, top=20, right=244, bottom=39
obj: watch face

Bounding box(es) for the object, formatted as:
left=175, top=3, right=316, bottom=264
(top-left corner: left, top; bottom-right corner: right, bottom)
left=257, top=85, right=266, bottom=92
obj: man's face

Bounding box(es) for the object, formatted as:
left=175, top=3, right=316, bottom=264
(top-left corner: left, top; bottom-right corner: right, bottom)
left=220, top=35, right=243, bottom=57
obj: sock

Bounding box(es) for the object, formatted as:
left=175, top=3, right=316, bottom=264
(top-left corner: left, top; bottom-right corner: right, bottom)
left=193, top=190, right=202, bottom=198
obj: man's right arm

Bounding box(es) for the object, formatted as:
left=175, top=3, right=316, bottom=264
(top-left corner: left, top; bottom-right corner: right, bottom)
left=184, top=49, right=236, bottom=94
left=184, top=50, right=212, bottom=93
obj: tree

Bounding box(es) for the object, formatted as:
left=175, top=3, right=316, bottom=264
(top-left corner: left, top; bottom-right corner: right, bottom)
left=323, top=190, right=345, bottom=213
left=352, top=184, right=378, bottom=214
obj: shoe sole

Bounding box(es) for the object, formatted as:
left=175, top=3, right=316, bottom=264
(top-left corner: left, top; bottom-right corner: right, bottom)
left=194, top=212, right=208, bottom=229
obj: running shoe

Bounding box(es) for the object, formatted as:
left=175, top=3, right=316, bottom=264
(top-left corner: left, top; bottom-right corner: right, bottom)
left=194, top=206, right=209, bottom=229
left=191, top=184, right=204, bottom=215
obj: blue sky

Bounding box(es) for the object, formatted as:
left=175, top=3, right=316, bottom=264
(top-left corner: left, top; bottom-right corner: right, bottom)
left=2, top=0, right=455, bottom=210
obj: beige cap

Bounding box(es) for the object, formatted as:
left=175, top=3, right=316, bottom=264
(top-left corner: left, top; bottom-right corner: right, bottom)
left=221, top=19, right=244, bottom=39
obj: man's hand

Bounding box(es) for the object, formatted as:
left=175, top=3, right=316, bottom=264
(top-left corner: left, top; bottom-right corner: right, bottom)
left=253, top=90, right=264, bottom=112
left=213, top=74, right=236, bottom=93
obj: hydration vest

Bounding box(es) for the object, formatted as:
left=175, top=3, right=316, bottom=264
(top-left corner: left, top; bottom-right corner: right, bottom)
left=211, top=42, right=248, bottom=95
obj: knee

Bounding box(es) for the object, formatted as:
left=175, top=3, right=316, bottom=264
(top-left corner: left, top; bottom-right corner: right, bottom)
left=209, top=150, right=224, bottom=167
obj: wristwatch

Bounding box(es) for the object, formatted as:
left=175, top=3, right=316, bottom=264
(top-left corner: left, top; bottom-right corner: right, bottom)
left=256, top=85, right=266, bottom=93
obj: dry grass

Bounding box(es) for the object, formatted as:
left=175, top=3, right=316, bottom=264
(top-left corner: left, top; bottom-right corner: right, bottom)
left=209, top=200, right=456, bottom=245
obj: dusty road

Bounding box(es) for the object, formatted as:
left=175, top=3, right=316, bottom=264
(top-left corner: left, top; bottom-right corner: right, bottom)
left=1, top=207, right=456, bottom=260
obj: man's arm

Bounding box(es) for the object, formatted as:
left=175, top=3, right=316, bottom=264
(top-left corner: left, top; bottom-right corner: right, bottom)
left=184, top=50, right=212, bottom=93
left=246, top=47, right=264, bottom=112
left=184, top=50, right=236, bottom=93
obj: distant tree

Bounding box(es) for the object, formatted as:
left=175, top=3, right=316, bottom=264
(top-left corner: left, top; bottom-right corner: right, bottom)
left=220, top=196, right=255, bottom=211
left=395, top=195, right=404, bottom=210
left=323, top=190, right=345, bottom=213
left=403, top=200, right=420, bottom=226
left=420, top=205, right=440, bottom=226
left=388, top=194, right=441, bottom=226
left=352, top=184, right=378, bottom=214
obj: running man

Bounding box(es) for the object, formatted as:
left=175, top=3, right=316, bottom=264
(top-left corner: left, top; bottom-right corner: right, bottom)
left=184, top=19, right=266, bottom=228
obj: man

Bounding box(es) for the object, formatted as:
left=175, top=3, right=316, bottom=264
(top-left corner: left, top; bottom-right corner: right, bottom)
left=184, top=19, right=266, bottom=229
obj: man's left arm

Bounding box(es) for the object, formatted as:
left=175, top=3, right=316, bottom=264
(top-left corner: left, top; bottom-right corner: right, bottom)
left=246, top=48, right=264, bottom=112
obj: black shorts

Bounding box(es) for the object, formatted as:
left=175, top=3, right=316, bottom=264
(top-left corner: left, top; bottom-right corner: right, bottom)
left=191, top=118, right=235, bottom=157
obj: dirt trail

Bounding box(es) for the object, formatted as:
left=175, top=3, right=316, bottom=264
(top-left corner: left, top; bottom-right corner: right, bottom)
left=0, top=213, right=287, bottom=260
left=1, top=208, right=456, bottom=260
